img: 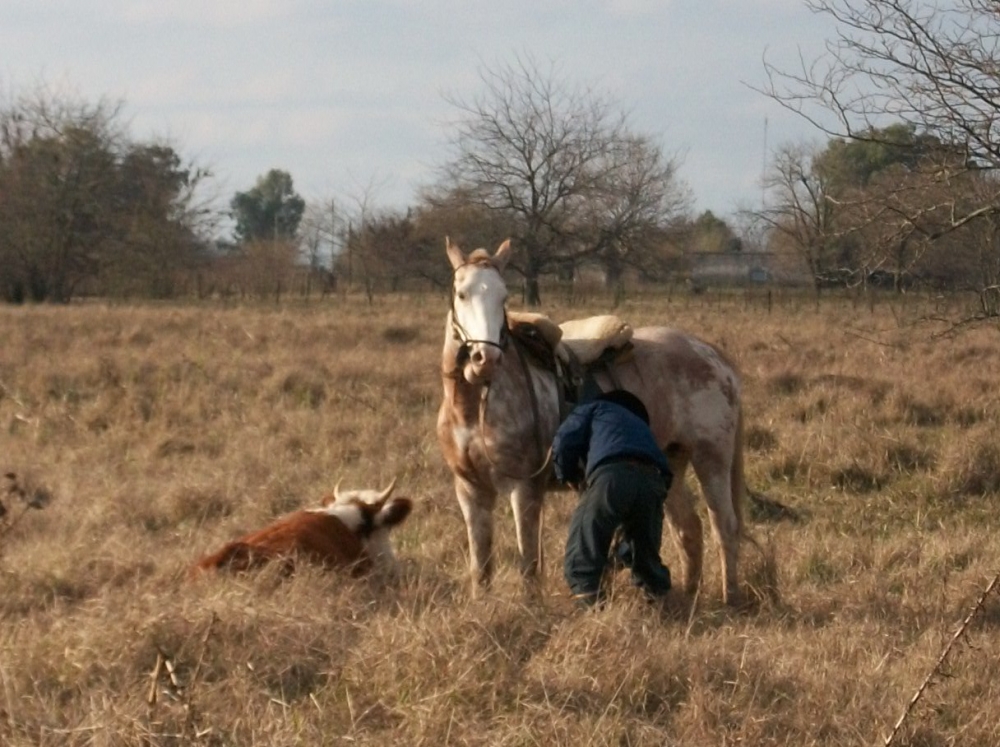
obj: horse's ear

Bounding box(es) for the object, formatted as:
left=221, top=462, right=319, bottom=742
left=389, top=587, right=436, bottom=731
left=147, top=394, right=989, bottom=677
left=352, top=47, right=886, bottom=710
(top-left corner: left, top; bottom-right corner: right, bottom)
left=493, top=239, right=512, bottom=271
left=445, top=236, right=466, bottom=270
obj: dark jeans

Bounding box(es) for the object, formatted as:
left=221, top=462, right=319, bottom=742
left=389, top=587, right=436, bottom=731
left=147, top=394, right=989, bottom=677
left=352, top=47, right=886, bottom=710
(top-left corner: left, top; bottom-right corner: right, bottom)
left=564, top=459, right=671, bottom=604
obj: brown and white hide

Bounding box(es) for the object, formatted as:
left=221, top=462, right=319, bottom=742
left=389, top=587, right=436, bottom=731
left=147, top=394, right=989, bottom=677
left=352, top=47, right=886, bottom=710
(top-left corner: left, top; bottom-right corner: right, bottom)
left=192, top=481, right=412, bottom=576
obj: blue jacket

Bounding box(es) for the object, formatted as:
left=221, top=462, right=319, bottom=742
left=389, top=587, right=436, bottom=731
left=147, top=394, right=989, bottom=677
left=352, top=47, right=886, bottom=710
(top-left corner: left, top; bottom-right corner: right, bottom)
left=552, top=400, right=671, bottom=485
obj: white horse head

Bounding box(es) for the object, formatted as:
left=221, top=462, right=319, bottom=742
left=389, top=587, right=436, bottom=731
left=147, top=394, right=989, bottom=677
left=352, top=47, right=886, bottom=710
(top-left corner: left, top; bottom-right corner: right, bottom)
left=446, top=237, right=513, bottom=385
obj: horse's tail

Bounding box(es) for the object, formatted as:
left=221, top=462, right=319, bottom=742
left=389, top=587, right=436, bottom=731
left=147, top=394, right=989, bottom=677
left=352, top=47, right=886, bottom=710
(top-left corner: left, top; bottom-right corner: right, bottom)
left=732, top=406, right=765, bottom=556
left=732, top=404, right=748, bottom=542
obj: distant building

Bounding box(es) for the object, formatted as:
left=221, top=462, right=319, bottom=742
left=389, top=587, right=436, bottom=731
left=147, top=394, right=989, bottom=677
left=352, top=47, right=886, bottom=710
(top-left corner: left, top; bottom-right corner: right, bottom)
left=688, top=251, right=810, bottom=289
left=689, top=251, right=772, bottom=287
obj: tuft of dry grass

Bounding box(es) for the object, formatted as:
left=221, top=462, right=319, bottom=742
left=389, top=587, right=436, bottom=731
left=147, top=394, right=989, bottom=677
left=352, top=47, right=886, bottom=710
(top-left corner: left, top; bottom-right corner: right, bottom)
left=1, top=291, right=1000, bottom=745
left=941, top=429, right=1000, bottom=497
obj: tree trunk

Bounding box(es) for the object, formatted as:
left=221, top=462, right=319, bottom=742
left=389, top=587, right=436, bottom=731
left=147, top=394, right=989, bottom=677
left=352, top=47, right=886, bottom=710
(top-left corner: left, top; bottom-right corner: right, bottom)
left=603, top=253, right=624, bottom=293
left=524, top=253, right=542, bottom=307
left=556, top=260, right=574, bottom=283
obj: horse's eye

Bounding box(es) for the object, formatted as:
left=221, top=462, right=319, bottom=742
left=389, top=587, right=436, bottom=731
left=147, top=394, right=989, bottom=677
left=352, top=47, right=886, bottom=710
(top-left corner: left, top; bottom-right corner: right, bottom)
left=456, top=291, right=467, bottom=301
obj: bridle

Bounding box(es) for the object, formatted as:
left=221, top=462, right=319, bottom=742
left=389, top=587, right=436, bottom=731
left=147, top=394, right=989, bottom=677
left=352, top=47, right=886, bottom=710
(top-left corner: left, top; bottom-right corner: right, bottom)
left=448, top=269, right=510, bottom=355
left=447, top=263, right=551, bottom=481
left=449, top=307, right=511, bottom=356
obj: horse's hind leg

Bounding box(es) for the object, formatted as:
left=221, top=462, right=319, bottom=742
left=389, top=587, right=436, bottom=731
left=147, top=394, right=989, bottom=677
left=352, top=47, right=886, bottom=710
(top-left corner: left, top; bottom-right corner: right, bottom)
left=510, top=482, right=544, bottom=592
left=455, top=477, right=496, bottom=596
left=691, top=446, right=741, bottom=606
left=663, top=468, right=704, bottom=597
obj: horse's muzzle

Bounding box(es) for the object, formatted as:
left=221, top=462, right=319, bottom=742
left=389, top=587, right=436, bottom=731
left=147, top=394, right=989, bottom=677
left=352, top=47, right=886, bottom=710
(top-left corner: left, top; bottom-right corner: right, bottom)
left=466, top=344, right=502, bottom=384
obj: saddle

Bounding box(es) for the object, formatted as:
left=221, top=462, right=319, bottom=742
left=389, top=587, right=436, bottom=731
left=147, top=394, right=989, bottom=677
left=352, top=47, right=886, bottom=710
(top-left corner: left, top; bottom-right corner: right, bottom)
left=557, top=315, right=633, bottom=367
left=507, top=311, right=563, bottom=371
left=507, top=311, right=634, bottom=416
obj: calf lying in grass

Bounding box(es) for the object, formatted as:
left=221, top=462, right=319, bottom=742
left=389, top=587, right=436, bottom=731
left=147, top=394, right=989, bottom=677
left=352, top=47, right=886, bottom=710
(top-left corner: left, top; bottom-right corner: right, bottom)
left=192, top=479, right=412, bottom=577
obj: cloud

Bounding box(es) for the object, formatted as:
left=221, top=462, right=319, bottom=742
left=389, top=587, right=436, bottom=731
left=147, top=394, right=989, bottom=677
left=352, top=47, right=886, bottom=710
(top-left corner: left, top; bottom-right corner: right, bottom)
left=600, top=0, right=667, bottom=16
left=0, top=0, right=835, bottom=216
left=111, top=0, right=297, bottom=27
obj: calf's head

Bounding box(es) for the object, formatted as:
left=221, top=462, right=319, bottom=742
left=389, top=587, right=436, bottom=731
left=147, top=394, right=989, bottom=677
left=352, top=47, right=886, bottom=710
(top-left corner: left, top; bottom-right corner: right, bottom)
left=193, top=477, right=413, bottom=576
left=318, top=477, right=413, bottom=570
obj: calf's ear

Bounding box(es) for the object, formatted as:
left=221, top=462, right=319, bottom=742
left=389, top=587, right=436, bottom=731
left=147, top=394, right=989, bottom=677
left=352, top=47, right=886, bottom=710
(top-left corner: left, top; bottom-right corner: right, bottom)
left=375, top=497, right=412, bottom=528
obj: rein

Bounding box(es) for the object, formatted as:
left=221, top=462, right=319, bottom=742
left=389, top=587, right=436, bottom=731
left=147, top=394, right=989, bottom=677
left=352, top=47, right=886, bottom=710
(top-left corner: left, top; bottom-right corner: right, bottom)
left=477, top=335, right=552, bottom=481
left=447, top=262, right=550, bottom=481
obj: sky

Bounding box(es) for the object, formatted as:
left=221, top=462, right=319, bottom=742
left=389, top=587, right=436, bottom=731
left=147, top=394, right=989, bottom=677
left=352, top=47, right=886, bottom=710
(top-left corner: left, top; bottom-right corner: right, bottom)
left=1, top=1, right=837, bottom=223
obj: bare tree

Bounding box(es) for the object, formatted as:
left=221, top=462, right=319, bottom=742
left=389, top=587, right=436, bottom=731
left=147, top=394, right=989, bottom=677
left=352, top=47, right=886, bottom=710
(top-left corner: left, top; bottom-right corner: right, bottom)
left=299, top=199, right=340, bottom=296
left=333, top=177, right=396, bottom=302
left=438, top=55, right=689, bottom=305
left=915, top=172, right=1000, bottom=312
left=761, top=0, right=1000, bottom=316
left=752, top=143, right=841, bottom=288
left=761, top=0, right=1000, bottom=244
left=409, top=199, right=506, bottom=289
left=584, top=135, right=692, bottom=291
left=240, top=240, right=299, bottom=302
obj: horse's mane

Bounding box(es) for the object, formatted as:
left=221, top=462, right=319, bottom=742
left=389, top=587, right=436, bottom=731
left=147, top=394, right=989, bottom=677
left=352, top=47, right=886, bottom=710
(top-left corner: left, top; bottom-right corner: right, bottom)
left=465, top=249, right=498, bottom=268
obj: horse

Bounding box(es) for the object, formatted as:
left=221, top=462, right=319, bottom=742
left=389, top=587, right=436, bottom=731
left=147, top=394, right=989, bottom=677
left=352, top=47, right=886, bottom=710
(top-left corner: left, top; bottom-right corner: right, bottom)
left=436, top=238, right=747, bottom=605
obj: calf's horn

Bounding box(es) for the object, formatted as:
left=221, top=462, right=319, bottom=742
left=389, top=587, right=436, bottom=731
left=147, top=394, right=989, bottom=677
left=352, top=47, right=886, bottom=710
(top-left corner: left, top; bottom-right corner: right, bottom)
left=379, top=477, right=397, bottom=501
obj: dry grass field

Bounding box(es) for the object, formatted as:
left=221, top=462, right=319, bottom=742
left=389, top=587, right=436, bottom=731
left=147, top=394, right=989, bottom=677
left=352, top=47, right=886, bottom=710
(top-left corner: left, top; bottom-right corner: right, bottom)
left=1, top=289, right=999, bottom=746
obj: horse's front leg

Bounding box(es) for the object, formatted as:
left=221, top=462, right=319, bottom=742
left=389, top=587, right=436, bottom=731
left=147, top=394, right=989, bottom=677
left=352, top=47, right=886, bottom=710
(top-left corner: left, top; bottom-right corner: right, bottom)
left=455, top=476, right=497, bottom=596
left=510, top=481, right=545, bottom=591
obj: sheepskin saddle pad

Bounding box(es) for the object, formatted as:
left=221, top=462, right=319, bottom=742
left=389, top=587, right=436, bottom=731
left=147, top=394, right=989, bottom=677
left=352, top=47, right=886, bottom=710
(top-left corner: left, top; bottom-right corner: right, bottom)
left=557, top=315, right=633, bottom=365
